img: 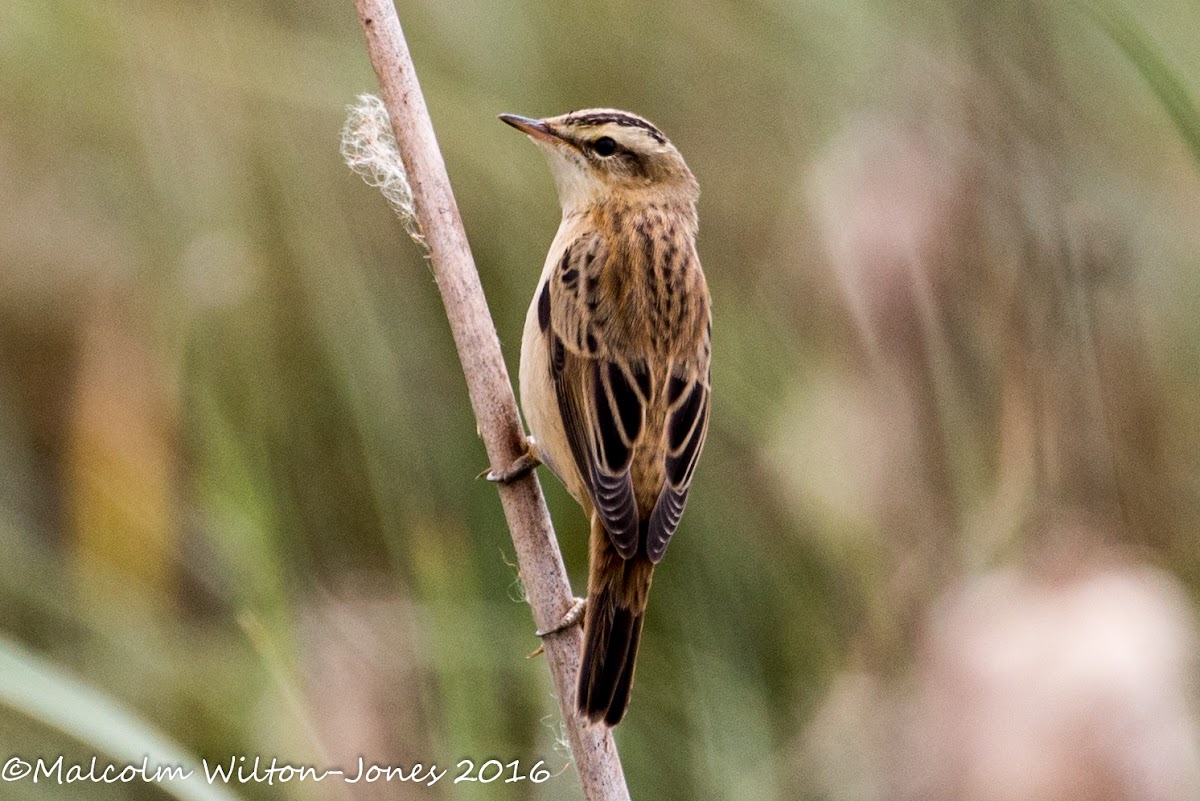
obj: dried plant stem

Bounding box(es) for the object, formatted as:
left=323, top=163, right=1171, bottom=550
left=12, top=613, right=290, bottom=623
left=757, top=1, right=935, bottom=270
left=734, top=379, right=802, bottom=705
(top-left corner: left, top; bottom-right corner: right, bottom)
left=351, top=2, right=631, bottom=799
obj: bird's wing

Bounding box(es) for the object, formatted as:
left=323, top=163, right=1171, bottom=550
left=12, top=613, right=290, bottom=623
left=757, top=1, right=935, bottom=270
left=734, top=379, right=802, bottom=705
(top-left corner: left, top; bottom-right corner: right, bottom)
left=645, top=365, right=710, bottom=563
left=541, top=235, right=647, bottom=559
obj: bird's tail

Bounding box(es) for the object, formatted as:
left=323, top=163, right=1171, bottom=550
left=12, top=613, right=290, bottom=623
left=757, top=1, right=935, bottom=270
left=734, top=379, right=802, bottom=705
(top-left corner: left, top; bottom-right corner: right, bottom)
left=577, top=514, right=654, bottom=726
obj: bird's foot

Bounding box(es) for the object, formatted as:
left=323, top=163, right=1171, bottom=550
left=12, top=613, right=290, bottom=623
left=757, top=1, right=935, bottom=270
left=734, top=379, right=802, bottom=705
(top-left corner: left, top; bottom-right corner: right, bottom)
left=528, top=598, right=585, bottom=658
left=536, top=596, right=586, bottom=638
left=479, top=437, right=541, bottom=483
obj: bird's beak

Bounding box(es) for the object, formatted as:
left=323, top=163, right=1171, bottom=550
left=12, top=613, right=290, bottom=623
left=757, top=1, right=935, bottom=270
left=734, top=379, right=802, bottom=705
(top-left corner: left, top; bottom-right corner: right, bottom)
left=499, top=114, right=572, bottom=148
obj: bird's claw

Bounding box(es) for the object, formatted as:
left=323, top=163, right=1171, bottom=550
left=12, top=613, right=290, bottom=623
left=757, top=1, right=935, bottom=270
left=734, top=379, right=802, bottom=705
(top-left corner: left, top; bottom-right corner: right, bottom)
left=482, top=437, right=542, bottom=484
left=536, top=597, right=586, bottom=638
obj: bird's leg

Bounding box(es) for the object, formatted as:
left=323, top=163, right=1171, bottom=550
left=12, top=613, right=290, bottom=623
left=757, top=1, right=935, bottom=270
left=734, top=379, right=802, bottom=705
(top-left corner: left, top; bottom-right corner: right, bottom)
left=536, top=596, right=586, bottom=638
left=527, top=598, right=586, bottom=658
left=480, top=437, right=541, bottom=483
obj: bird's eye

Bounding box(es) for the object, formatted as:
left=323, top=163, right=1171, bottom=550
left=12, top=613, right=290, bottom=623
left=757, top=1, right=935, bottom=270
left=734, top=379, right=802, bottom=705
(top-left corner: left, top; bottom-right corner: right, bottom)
left=591, top=136, right=618, bottom=157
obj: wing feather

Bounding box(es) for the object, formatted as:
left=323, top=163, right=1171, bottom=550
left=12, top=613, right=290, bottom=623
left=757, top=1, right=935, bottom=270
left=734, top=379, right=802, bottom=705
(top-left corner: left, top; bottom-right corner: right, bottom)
left=646, top=375, right=709, bottom=563
left=546, top=238, right=645, bottom=557
left=544, top=232, right=708, bottom=563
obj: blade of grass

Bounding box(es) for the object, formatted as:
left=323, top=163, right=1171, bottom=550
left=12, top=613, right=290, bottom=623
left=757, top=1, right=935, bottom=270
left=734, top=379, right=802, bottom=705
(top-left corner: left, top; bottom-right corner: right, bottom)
left=0, top=635, right=244, bottom=801
left=1082, top=0, right=1200, bottom=167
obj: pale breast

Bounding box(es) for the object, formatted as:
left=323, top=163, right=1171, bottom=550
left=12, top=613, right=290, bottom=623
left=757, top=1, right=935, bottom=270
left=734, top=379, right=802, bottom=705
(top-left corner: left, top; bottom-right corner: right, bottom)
left=518, top=228, right=591, bottom=510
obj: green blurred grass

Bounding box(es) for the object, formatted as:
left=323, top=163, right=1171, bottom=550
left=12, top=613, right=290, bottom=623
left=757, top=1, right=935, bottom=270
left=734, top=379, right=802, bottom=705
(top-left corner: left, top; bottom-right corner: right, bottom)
left=1, top=0, right=1199, bottom=799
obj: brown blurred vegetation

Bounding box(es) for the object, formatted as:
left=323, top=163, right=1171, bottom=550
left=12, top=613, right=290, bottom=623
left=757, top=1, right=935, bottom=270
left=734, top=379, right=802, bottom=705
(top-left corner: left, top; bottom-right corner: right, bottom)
left=2, top=0, right=1200, bottom=799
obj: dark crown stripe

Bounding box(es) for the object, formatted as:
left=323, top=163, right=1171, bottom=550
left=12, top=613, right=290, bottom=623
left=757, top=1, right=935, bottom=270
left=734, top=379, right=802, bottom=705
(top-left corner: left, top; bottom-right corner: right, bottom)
left=564, top=112, right=666, bottom=144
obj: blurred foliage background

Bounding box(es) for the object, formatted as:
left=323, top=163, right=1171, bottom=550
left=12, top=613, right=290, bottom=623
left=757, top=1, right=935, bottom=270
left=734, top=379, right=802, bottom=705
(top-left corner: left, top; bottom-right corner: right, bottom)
left=2, top=0, right=1200, bottom=799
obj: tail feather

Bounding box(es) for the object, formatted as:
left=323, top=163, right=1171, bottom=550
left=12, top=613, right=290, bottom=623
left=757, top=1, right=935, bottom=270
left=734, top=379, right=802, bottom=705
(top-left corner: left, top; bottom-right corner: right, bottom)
left=578, top=515, right=653, bottom=726
left=578, top=597, right=643, bottom=724
left=602, top=612, right=643, bottom=726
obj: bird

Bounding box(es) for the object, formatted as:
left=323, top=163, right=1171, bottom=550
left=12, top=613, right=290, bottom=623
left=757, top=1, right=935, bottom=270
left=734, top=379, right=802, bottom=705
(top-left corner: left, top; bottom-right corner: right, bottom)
left=495, top=108, right=711, bottom=726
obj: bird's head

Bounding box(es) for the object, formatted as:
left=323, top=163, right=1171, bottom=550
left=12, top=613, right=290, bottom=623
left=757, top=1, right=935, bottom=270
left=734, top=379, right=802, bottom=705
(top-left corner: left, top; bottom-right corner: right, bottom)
left=500, top=108, right=698, bottom=210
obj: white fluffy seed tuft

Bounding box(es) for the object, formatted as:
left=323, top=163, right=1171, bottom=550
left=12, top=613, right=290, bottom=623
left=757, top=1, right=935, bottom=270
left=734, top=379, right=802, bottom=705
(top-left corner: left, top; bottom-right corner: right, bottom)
left=341, top=93, right=425, bottom=247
